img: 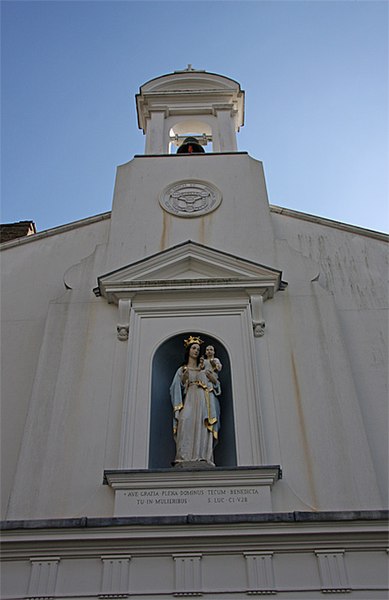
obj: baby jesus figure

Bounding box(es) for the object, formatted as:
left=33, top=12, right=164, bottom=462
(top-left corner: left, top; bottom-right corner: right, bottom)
left=200, top=344, right=222, bottom=376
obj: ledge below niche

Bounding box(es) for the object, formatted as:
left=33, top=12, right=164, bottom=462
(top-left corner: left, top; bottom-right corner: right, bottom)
left=104, top=466, right=281, bottom=518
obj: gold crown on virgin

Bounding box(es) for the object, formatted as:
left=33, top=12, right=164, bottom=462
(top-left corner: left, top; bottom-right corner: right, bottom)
left=184, top=335, right=204, bottom=348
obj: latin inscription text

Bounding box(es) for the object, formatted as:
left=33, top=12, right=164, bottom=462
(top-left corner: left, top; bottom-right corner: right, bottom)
left=123, top=487, right=260, bottom=506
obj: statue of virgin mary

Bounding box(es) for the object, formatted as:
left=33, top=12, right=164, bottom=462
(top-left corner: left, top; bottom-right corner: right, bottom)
left=170, top=335, right=221, bottom=467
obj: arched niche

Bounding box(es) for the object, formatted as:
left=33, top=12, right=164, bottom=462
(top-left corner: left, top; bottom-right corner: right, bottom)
left=149, top=333, right=236, bottom=469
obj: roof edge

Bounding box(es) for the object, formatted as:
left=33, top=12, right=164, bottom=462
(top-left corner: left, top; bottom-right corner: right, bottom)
left=138, top=69, right=242, bottom=93
left=0, top=211, right=111, bottom=250
left=270, top=205, right=388, bottom=242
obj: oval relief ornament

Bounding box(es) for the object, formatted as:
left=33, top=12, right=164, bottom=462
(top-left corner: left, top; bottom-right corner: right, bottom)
left=160, top=180, right=222, bottom=217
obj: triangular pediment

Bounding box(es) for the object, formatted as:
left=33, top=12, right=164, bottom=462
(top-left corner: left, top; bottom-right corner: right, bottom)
left=96, top=241, right=286, bottom=303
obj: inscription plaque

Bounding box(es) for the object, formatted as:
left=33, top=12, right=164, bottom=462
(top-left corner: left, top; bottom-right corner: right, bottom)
left=104, top=467, right=281, bottom=518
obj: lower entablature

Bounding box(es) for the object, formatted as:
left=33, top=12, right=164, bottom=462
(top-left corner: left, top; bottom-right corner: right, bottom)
left=1, top=512, right=387, bottom=599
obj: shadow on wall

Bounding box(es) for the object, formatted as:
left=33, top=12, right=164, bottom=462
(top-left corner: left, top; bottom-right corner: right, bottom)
left=149, top=333, right=236, bottom=469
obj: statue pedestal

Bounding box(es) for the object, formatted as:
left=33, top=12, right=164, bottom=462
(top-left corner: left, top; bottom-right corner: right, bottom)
left=104, top=466, right=281, bottom=517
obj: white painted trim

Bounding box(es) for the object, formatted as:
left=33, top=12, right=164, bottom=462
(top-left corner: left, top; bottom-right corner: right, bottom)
left=117, top=296, right=266, bottom=469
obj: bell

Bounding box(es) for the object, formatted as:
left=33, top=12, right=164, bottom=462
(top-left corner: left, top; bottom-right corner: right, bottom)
left=177, top=136, right=205, bottom=154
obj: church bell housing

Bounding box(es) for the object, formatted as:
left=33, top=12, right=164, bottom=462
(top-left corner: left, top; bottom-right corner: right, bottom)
left=1, top=67, right=387, bottom=599
left=136, top=67, right=244, bottom=154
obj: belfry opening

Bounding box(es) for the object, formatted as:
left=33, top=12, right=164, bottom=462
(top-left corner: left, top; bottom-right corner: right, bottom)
left=176, top=136, right=206, bottom=154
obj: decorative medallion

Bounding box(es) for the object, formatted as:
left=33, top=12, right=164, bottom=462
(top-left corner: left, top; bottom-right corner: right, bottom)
left=160, top=180, right=222, bottom=217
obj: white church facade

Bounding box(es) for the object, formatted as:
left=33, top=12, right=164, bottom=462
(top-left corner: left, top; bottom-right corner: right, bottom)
left=1, top=68, right=388, bottom=598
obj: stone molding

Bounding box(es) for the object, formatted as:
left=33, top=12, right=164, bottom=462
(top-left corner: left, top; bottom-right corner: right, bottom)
left=315, top=550, right=351, bottom=593
left=244, top=552, right=276, bottom=595
left=26, top=557, right=60, bottom=599
left=173, top=554, right=202, bottom=596
left=2, top=513, right=387, bottom=553
left=136, top=71, right=244, bottom=133
left=115, top=300, right=267, bottom=468
left=3, top=509, right=386, bottom=532
left=0, top=211, right=111, bottom=249
left=100, top=555, right=131, bottom=598
left=2, top=515, right=387, bottom=598
left=95, top=240, right=286, bottom=341
left=270, top=204, right=389, bottom=242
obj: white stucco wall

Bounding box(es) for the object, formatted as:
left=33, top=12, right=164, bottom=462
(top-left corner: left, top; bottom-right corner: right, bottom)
left=106, top=153, right=276, bottom=271
left=270, top=209, right=388, bottom=505
left=0, top=215, right=110, bottom=517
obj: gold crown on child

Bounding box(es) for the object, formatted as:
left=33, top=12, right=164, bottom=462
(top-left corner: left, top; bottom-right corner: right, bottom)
left=184, top=335, right=204, bottom=348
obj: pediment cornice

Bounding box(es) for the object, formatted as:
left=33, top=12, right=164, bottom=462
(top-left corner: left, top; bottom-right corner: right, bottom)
left=94, top=242, right=286, bottom=341
left=95, top=241, right=286, bottom=304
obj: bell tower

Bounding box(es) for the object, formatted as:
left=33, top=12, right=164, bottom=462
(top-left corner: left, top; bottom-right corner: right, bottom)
left=96, top=66, right=286, bottom=489
left=107, top=67, right=276, bottom=271
left=136, top=65, right=244, bottom=154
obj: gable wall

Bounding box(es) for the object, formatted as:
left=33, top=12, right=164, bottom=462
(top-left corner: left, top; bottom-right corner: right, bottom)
left=1, top=205, right=387, bottom=519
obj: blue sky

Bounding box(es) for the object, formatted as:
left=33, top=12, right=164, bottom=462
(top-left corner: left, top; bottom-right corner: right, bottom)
left=1, top=0, right=388, bottom=233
